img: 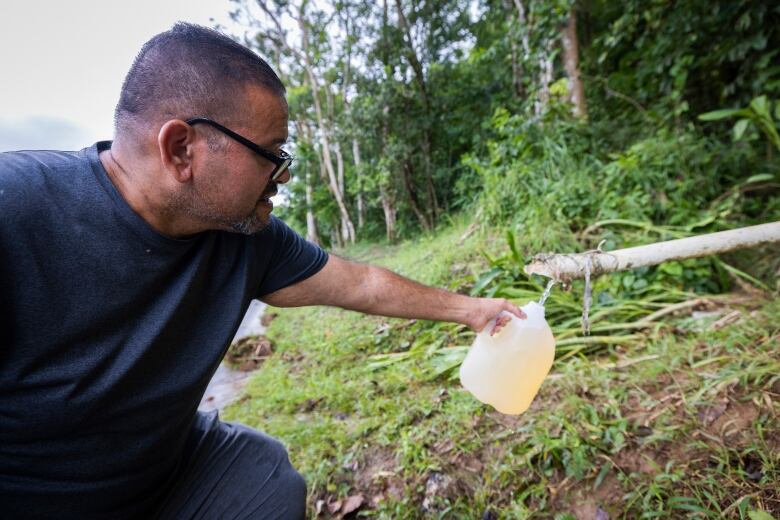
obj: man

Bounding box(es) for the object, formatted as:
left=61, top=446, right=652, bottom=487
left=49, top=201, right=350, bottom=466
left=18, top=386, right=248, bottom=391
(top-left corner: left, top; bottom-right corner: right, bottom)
left=0, top=23, right=523, bottom=519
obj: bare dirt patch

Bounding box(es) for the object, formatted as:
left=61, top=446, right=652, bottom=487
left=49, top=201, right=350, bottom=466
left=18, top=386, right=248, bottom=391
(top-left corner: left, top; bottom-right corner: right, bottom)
left=706, top=399, right=760, bottom=443
left=313, top=447, right=405, bottom=518
left=565, top=473, right=622, bottom=520
left=224, top=335, right=274, bottom=370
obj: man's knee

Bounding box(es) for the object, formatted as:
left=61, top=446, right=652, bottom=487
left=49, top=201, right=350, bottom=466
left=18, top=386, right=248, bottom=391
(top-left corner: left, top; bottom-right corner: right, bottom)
left=231, top=424, right=307, bottom=512
left=280, top=464, right=307, bottom=516
left=232, top=424, right=293, bottom=467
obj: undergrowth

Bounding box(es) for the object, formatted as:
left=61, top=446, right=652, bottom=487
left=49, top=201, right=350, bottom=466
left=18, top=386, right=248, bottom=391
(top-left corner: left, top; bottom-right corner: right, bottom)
left=223, top=218, right=779, bottom=518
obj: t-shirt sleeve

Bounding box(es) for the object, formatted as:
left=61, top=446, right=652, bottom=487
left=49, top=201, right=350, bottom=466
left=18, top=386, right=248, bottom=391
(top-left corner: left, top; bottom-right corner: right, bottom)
left=253, top=216, right=329, bottom=297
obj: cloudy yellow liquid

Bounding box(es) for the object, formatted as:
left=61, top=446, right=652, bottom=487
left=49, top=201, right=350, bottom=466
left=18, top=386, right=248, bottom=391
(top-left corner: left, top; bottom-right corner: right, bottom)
left=459, top=302, right=556, bottom=415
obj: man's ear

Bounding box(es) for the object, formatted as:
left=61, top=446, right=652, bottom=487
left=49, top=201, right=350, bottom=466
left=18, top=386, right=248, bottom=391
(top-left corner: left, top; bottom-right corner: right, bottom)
left=157, top=120, right=196, bottom=183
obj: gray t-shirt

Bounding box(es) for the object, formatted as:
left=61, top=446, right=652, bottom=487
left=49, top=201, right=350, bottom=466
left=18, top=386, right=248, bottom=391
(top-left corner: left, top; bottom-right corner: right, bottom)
left=0, top=142, right=327, bottom=518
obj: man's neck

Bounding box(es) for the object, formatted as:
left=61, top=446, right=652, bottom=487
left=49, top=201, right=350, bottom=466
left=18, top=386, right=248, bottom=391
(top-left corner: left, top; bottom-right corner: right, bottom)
left=99, top=143, right=199, bottom=239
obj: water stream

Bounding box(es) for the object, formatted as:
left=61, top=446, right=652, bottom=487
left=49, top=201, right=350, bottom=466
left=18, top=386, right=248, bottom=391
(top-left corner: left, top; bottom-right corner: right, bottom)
left=199, top=300, right=267, bottom=412
left=581, top=256, right=592, bottom=335
left=538, top=279, right=557, bottom=306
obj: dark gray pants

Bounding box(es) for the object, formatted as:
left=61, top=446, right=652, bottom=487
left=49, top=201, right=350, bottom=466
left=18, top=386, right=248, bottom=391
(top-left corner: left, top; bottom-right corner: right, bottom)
left=155, top=411, right=306, bottom=520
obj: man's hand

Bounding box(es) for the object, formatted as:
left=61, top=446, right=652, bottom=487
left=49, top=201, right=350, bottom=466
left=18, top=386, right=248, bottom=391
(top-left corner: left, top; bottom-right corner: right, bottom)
left=262, top=255, right=527, bottom=333
left=463, top=297, right=526, bottom=336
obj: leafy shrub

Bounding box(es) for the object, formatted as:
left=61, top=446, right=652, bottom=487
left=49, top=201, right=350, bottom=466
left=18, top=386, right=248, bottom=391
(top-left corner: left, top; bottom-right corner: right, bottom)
left=467, top=108, right=771, bottom=237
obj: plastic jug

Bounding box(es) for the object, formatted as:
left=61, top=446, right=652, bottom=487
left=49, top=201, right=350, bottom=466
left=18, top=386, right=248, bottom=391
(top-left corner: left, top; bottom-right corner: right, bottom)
left=459, top=302, right=555, bottom=415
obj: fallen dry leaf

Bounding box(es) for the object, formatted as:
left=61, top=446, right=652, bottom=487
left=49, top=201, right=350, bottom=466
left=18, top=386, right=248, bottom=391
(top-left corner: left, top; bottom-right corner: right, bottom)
left=341, top=494, right=364, bottom=516
left=253, top=338, right=273, bottom=357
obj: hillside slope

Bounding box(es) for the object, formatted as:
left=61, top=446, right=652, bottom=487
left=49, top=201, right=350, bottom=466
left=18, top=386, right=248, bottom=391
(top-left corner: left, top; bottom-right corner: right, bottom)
left=223, top=222, right=779, bottom=518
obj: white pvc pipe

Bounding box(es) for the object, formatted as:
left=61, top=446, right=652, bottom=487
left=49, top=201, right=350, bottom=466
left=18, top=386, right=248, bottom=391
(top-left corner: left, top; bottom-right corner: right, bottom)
left=524, top=221, right=780, bottom=281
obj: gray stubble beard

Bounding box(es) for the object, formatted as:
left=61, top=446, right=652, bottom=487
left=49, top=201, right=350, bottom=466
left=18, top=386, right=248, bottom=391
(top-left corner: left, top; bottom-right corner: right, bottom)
left=230, top=208, right=270, bottom=235
left=170, top=187, right=270, bottom=236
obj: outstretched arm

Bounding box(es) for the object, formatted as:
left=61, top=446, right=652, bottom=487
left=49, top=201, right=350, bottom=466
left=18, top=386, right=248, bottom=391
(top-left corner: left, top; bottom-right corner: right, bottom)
left=261, top=254, right=525, bottom=333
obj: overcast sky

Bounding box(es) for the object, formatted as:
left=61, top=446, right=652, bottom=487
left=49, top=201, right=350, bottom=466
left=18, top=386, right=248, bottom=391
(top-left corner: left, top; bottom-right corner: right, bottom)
left=0, top=0, right=241, bottom=152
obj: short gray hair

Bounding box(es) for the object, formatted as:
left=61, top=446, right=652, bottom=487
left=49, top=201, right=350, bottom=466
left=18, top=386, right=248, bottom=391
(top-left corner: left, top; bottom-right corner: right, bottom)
left=114, top=22, right=285, bottom=135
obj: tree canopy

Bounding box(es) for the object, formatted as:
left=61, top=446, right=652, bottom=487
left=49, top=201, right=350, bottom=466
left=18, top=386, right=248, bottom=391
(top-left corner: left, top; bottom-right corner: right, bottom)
left=224, top=0, right=779, bottom=247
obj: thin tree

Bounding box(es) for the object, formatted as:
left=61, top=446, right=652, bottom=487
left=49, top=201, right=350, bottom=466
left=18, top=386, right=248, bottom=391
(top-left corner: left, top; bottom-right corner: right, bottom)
left=561, top=6, right=587, bottom=119
left=255, top=0, right=356, bottom=244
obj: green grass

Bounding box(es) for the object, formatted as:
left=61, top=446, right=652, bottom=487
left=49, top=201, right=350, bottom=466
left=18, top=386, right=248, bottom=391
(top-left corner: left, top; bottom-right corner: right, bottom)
left=223, top=220, right=779, bottom=518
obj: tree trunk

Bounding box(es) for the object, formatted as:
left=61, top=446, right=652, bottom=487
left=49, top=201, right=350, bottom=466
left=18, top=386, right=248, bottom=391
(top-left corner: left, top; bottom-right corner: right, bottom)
left=255, top=0, right=355, bottom=243
left=330, top=226, right=343, bottom=249
left=322, top=80, right=345, bottom=198
left=421, top=136, right=438, bottom=224
left=303, top=122, right=329, bottom=184
left=352, top=138, right=365, bottom=230
left=334, top=141, right=345, bottom=198
left=271, top=38, right=322, bottom=245
left=509, top=30, right=523, bottom=98
left=394, top=0, right=430, bottom=110
left=378, top=0, right=398, bottom=243
left=394, top=0, right=439, bottom=224
left=506, top=0, right=530, bottom=98
left=320, top=136, right=355, bottom=244
left=513, top=0, right=531, bottom=57
left=402, top=160, right=432, bottom=232
left=296, top=6, right=356, bottom=243
left=380, top=186, right=396, bottom=242
left=294, top=120, right=321, bottom=245
left=338, top=9, right=362, bottom=232
left=561, top=8, right=587, bottom=119
left=535, top=39, right=554, bottom=117
left=304, top=166, right=320, bottom=245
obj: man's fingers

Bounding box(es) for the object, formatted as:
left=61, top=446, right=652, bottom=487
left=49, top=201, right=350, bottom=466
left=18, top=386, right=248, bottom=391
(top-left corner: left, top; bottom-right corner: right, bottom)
left=504, top=301, right=526, bottom=320
left=489, top=313, right=511, bottom=336
left=468, top=298, right=527, bottom=333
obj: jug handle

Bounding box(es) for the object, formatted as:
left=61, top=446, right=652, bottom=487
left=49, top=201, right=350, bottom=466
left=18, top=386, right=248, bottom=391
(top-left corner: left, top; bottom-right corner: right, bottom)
left=483, top=310, right=515, bottom=336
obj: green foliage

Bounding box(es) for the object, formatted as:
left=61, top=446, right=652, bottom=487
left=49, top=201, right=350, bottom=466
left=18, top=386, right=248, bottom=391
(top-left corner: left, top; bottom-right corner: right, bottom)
left=243, top=0, right=780, bottom=245
left=586, top=0, right=780, bottom=121
left=463, top=108, right=599, bottom=246
left=700, top=95, right=780, bottom=153
left=465, top=106, right=776, bottom=251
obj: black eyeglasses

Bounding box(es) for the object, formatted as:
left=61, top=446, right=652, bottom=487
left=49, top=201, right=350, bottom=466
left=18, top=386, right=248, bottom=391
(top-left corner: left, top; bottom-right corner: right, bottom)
left=186, top=117, right=293, bottom=181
